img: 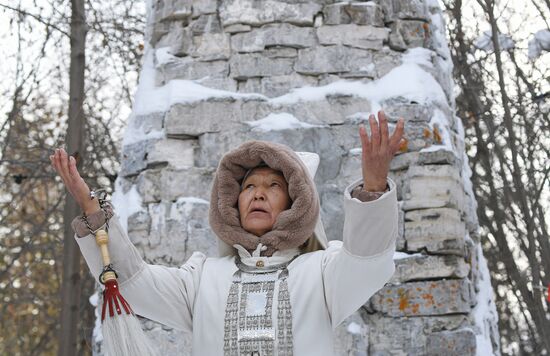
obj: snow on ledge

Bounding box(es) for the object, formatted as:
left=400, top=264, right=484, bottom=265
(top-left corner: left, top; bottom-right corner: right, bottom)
left=402, top=48, right=434, bottom=68
left=393, top=251, right=424, bottom=260
left=420, top=108, right=455, bottom=153
left=175, top=197, right=209, bottom=205
left=246, top=112, right=325, bottom=132
left=131, top=47, right=449, bottom=117
left=349, top=147, right=362, bottom=156
left=170, top=197, right=210, bottom=219
left=111, top=180, right=144, bottom=233
left=132, top=49, right=267, bottom=116
left=122, top=125, right=164, bottom=146
left=271, top=63, right=447, bottom=106
left=155, top=47, right=178, bottom=67
left=346, top=322, right=362, bottom=335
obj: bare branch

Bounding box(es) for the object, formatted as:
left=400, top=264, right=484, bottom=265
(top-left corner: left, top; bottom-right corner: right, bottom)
left=0, top=3, right=70, bottom=37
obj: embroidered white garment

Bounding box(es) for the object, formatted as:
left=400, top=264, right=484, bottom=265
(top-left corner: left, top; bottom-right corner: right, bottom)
left=74, top=179, right=398, bottom=355
left=223, top=244, right=298, bottom=355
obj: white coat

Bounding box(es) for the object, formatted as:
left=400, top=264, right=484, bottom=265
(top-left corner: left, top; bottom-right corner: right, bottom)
left=75, top=178, right=397, bottom=355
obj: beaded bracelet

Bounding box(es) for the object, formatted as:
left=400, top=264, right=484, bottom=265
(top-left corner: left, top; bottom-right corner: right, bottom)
left=80, top=189, right=111, bottom=234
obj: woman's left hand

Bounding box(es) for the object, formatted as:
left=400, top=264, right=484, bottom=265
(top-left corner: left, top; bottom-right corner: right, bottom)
left=359, top=110, right=405, bottom=191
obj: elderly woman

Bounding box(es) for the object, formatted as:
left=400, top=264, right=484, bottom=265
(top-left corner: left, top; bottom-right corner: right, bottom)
left=51, top=111, right=404, bottom=355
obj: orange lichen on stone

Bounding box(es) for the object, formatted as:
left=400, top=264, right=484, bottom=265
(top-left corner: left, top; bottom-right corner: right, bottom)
left=386, top=298, right=394, bottom=303
left=433, top=125, right=442, bottom=144
left=423, top=128, right=432, bottom=138
left=411, top=303, right=420, bottom=314
left=399, top=295, right=409, bottom=311
left=398, top=138, right=408, bottom=153
left=422, top=23, right=430, bottom=41
left=398, top=289, right=410, bottom=311
left=422, top=293, right=435, bottom=307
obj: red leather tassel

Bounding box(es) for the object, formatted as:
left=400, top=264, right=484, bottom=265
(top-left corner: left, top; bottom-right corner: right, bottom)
left=101, top=279, right=134, bottom=321
left=547, top=284, right=550, bottom=303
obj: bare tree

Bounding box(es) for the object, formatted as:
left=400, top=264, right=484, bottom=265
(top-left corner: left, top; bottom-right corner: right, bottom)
left=0, top=0, right=144, bottom=354
left=443, top=0, right=550, bottom=354
left=58, top=0, right=88, bottom=354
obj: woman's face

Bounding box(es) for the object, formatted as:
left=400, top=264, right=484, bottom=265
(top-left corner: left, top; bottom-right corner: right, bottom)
left=238, top=167, right=291, bottom=236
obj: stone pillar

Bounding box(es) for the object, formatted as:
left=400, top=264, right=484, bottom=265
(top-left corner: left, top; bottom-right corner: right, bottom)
left=106, top=0, right=500, bottom=354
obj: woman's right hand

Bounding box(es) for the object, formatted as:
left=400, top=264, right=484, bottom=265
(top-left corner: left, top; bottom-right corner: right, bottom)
left=50, top=148, right=100, bottom=215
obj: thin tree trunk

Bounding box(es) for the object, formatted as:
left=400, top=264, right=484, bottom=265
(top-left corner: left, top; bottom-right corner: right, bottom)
left=58, top=0, right=87, bottom=355
left=445, top=1, right=548, bottom=352
left=482, top=0, right=550, bottom=349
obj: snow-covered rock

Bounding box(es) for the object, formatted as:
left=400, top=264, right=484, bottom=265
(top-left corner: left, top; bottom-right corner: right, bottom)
left=245, top=112, right=324, bottom=132
left=98, top=0, right=501, bottom=355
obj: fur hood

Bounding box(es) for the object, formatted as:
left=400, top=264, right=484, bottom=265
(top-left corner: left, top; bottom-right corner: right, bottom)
left=209, top=140, right=327, bottom=257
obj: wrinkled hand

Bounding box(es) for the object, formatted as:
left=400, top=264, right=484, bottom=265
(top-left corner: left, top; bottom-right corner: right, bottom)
left=359, top=111, right=405, bottom=191
left=50, top=148, right=100, bottom=214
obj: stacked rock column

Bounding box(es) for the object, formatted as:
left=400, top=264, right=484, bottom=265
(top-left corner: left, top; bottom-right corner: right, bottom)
left=109, top=0, right=500, bottom=354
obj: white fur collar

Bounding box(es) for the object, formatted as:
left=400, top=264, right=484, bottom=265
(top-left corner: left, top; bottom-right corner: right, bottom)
left=233, top=243, right=300, bottom=267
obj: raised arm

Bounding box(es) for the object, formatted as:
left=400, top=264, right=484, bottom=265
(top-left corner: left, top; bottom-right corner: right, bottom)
left=322, top=111, right=404, bottom=328
left=346, top=110, right=404, bottom=253
left=50, top=148, right=204, bottom=331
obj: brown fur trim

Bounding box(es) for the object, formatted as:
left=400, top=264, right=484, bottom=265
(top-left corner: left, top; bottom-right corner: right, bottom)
left=208, top=140, right=320, bottom=256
